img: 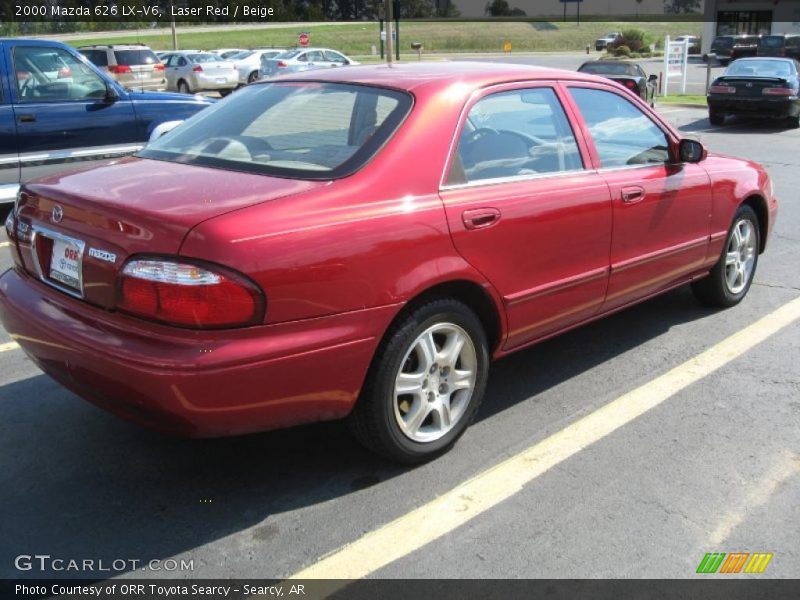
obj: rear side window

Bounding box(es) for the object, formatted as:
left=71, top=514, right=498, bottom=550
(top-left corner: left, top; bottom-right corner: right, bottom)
left=448, top=87, right=583, bottom=185
left=113, top=49, right=159, bottom=65
left=569, top=87, right=669, bottom=168
left=140, top=82, right=412, bottom=179
left=81, top=49, right=108, bottom=67
left=759, top=36, right=785, bottom=48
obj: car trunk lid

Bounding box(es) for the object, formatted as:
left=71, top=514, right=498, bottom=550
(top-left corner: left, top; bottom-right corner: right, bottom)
left=14, top=156, right=323, bottom=309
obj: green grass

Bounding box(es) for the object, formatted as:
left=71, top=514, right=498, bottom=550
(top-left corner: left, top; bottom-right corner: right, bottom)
left=659, top=94, right=707, bottom=105
left=63, top=21, right=702, bottom=56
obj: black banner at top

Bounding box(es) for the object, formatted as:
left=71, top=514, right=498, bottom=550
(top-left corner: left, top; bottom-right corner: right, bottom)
left=0, top=0, right=717, bottom=24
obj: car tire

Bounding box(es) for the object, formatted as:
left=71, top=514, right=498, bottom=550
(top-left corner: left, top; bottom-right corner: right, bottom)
left=247, top=71, right=259, bottom=84
left=788, top=115, right=800, bottom=129
left=691, top=204, right=759, bottom=308
left=709, top=110, right=726, bottom=126
left=348, top=298, right=490, bottom=464
left=219, top=89, right=233, bottom=97
left=177, top=80, right=191, bottom=94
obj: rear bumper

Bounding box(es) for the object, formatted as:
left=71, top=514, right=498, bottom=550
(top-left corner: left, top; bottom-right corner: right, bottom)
left=708, top=96, right=799, bottom=117
left=0, top=267, right=397, bottom=437
left=193, top=74, right=238, bottom=91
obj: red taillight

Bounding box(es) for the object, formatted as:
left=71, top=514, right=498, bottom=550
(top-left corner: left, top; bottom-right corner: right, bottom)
left=709, top=85, right=736, bottom=94
left=118, top=259, right=265, bottom=329
left=276, top=61, right=288, bottom=69
left=762, top=87, right=794, bottom=96
left=57, top=67, right=72, bottom=78
left=109, top=64, right=132, bottom=74
left=624, top=80, right=638, bottom=90
left=153, top=63, right=166, bottom=72
left=193, top=65, right=203, bottom=73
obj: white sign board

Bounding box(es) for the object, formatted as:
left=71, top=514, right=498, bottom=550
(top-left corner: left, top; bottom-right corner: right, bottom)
left=663, top=36, right=689, bottom=96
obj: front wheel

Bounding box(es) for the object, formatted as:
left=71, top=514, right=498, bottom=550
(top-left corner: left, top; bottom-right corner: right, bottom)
left=177, top=80, right=191, bottom=94
left=692, top=205, right=759, bottom=308
left=788, top=114, right=800, bottom=129
left=247, top=71, right=259, bottom=84
left=348, top=298, right=490, bottom=463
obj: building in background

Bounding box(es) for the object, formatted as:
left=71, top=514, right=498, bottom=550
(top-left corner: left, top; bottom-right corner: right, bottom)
left=702, top=0, right=800, bottom=54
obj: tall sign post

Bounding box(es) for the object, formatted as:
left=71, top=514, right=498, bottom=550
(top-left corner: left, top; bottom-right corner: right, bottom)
left=385, top=0, right=394, bottom=66
left=663, top=36, right=689, bottom=96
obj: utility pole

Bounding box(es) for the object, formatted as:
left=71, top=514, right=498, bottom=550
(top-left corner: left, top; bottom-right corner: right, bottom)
left=385, top=0, right=393, bottom=65
left=170, top=0, right=178, bottom=50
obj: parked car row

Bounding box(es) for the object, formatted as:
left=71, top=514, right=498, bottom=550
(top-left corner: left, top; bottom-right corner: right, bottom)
left=709, top=34, right=800, bottom=65
left=80, top=43, right=359, bottom=95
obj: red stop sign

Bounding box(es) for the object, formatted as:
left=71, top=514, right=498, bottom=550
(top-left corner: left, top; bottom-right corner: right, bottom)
left=298, top=33, right=310, bottom=47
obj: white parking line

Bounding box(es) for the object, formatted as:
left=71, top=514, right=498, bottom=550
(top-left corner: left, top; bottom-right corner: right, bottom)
left=285, top=296, right=800, bottom=583
left=0, top=341, right=19, bottom=353
left=0, top=241, right=10, bottom=248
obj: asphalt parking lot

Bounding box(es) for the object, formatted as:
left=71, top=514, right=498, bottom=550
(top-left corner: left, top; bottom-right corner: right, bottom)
left=1, top=105, right=798, bottom=581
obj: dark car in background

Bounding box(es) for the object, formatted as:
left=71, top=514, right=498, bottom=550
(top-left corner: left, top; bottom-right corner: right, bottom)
left=757, top=34, right=800, bottom=60
left=0, top=39, right=213, bottom=203
left=707, top=57, right=800, bottom=128
left=577, top=61, right=657, bottom=107
left=711, top=35, right=760, bottom=65
left=79, top=44, right=166, bottom=91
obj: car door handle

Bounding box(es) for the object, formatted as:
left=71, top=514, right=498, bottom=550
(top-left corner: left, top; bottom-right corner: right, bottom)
left=462, top=208, right=501, bottom=230
left=18, top=114, right=36, bottom=123
left=621, top=186, right=646, bottom=204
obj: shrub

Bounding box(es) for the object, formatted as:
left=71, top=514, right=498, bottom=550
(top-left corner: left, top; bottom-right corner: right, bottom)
left=610, top=28, right=647, bottom=53
left=614, top=45, right=632, bottom=57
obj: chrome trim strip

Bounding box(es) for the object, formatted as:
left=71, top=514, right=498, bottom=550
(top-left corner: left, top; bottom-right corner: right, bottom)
left=440, top=167, right=589, bottom=192
left=18, top=144, right=144, bottom=164
left=611, top=237, right=709, bottom=274
left=30, top=225, right=86, bottom=299
left=505, top=267, right=609, bottom=306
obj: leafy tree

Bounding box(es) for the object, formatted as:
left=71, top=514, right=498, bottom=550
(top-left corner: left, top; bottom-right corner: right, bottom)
left=664, top=0, right=701, bottom=14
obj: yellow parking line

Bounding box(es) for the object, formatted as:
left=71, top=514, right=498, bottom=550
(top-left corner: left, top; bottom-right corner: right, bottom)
left=287, top=296, right=800, bottom=582
left=0, top=341, right=19, bottom=352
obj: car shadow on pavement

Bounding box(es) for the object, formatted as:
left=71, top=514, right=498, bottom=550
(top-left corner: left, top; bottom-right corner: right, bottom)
left=679, top=115, right=797, bottom=135
left=0, top=286, right=716, bottom=579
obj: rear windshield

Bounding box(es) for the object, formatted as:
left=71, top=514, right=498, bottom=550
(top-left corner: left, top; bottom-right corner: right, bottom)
left=188, top=53, right=222, bottom=63
left=759, top=36, right=785, bottom=48
left=230, top=51, right=254, bottom=59
left=713, top=37, right=733, bottom=48
left=579, top=62, right=636, bottom=76
left=139, top=82, right=413, bottom=180
left=726, top=60, right=795, bottom=77
left=114, top=49, right=159, bottom=65
left=276, top=49, right=303, bottom=60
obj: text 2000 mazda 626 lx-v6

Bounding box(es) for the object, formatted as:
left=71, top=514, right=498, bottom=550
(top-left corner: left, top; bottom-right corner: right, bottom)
left=0, top=63, right=778, bottom=463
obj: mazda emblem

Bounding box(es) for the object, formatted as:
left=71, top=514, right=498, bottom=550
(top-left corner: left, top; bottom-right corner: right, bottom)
left=51, top=205, right=63, bottom=224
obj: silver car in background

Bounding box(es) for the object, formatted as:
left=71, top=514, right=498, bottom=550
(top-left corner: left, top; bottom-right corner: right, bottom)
left=231, top=49, right=286, bottom=85
left=212, top=48, right=249, bottom=60
left=164, top=51, right=238, bottom=95
left=259, top=48, right=359, bottom=79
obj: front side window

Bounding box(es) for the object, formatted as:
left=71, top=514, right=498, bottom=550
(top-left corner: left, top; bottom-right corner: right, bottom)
left=448, top=87, right=583, bottom=185
left=139, top=82, right=412, bottom=179
left=13, top=46, right=107, bottom=102
left=569, top=87, right=670, bottom=168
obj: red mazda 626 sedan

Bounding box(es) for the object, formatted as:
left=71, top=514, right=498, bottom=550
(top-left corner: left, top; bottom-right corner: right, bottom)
left=0, top=63, right=777, bottom=463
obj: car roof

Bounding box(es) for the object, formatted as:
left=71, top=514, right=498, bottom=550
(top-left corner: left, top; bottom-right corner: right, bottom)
left=78, top=44, right=151, bottom=50
left=733, top=56, right=796, bottom=63
left=261, top=61, right=609, bottom=93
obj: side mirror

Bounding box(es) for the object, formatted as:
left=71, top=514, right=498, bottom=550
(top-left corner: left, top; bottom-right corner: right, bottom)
left=648, top=74, right=658, bottom=82
left=678, top=138, right=706, bottom=163
left=148, top=120, right=183, bottom=144
left=104, top=84, right=119, bottom=103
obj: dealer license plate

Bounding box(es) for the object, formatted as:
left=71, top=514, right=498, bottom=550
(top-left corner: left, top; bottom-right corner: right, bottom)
left=49, top=237, right=82, bottom=290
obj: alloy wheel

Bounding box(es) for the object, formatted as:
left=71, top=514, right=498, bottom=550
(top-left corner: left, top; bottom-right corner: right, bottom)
left=725, top=218, right=756, bottom=294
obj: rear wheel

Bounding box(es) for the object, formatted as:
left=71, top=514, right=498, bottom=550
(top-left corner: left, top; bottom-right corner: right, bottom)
left=692, top=205, right=759, bottom=308
left=247, top=71, right=259, bottom=84
left=788, top=114, right=800, bottom=129
left=709, top=110, right=726, bottom=126
left=348, top=298, right=490, bottom=464
left=177, top=80, right=191, bottom=94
